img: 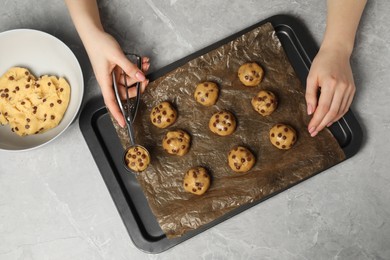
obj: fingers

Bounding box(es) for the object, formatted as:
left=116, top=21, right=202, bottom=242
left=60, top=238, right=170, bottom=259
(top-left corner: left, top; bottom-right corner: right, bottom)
left=305, top=73, right=320, bottom=116
left=116, top=56, right=150, bottom=82
left=308, top=78, right=355, bottom=137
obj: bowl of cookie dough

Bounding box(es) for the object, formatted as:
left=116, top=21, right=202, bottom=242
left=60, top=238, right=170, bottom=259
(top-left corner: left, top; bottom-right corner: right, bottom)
left=0, top=29, right=84, bottom=151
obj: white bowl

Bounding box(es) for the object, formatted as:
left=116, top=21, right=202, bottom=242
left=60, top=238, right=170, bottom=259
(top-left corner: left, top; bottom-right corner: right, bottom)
left=0, top=29, right=84, bottom=151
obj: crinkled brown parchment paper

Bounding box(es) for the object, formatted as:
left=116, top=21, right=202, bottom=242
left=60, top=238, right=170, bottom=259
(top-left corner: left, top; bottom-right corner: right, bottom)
left=111, top=22, right=346, bottom=238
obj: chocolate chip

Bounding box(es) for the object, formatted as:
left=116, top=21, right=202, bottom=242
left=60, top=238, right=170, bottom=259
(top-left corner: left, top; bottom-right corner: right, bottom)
left=185, top=183, right=188, bottom=186
left=60, top=88, right=64, bottom=92
left=4, top=88, right=9, bottom=93
left=192, top=188, right=197, bottom=192
left=284, top=128, right=289, bottom=132
left=25, top=125, right=30, bottom=129
left=282, top=136, right=287, bottom=140
left=50, top=103, right=54, bottom=107
left=8, top=76, right=14, bottom=80
left=48, top=82, right=51, bottom=86
left=25, top=84, right=30, bottom=89
left=51, top=115, right=55, bottom=120
left=21, top=101, right=25, bottom=105
left=43, top=98, right=46, bottom=102
left=278, top=133, right=282, bottom=138
left=24, top=71, right=29, bottom=76
left=57, top=100, right=62, bottom=104
left=26, top=118, right=30, bottom=122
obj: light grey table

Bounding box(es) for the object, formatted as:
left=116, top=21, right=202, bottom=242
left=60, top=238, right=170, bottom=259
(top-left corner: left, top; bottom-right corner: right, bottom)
left=1, top=1, right=389, bottom=259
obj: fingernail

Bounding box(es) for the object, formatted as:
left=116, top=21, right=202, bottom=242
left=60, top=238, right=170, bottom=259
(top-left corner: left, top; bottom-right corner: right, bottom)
left=307, top=104, right=313, bottom=115
left=327, top=122, right=333, bottom=127
left=135, top=71, right=145, bottom=81
left=308, top=126, right=316, bottom=134
left=311, top=131, right=318, bottom=137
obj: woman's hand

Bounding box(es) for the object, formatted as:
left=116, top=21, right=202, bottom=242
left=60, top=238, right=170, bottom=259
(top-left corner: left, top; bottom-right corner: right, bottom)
left=305, top=46, right=355, bottom=137
left=85, top=30, right=150, bottom=127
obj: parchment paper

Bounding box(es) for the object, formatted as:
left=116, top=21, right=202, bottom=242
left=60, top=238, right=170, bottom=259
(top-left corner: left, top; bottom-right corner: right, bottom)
left=111, top=22, right=346, bottom=238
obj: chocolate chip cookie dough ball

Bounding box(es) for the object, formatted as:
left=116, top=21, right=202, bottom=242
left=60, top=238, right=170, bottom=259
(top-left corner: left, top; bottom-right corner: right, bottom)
left=150, top=101, right=177, bottom=128
left=228, top=146, right=255, bottom=173
left=251, top=90, right=278, bottom=116
left=238, top=62, right=264, bottom=87
left=194, top=81, right=219, bottom=106
left=183, top=167, right=211, bottom=195
left=269, top=124, right=297, bottom=150
left=124, top=145, right=150, bottom=172
left=162, top=129, right=191, bottom=156
left=209, top=110, right=237, bottom=136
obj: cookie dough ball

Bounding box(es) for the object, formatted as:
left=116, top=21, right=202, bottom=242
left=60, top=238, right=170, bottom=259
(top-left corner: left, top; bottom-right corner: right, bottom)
left=238, top=62, right=264, bottom=87
left=228, top=146, right=255, bottom=173
left=183, top=167, right=211, bottom=195
left=251, top=90, right=278, bottom=116
left=150, top=101, right=177, bottom=128
left=194, top=81, right=219, bottom=106
left=162, top=129, right=191, bottom=156
left=269, top=124, right=297, bottom=150
left=209, top=110, right=237, bottom=136
left=124, top=145, right=150, bottom=172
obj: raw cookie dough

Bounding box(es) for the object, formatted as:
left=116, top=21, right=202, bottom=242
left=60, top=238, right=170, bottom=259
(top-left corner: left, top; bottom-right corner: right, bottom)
left=150, top=101, right=177, bottom=128
left=269, top=124, right=297, bottom=150
left=124, top=145, right=150, bottom=172
left=0, top=67, right=71, bottom=136
left=209, top=110, right=237, bottom=136
left=162, top=129, right=191, bottom=156
left=228, top=146, right=255, bottom=173
left=251, top=90, right=278, bottom=116
left=183, top=166, right=211, bottom=195
left=238, top=62, right=264, bottom=87
left=194, top=81, right=219, bottom=106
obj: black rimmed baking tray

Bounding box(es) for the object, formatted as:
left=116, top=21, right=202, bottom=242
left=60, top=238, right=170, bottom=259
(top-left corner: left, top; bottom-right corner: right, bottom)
left=79, top=15, right=363, bottom=253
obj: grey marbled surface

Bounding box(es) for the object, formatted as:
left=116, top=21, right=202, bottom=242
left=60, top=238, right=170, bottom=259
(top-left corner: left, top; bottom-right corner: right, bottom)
left=1, top=0, right=390, bottom=259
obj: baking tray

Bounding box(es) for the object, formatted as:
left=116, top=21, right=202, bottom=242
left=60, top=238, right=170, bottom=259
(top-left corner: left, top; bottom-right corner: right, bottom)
left=79, top=14, right=363, bottom=253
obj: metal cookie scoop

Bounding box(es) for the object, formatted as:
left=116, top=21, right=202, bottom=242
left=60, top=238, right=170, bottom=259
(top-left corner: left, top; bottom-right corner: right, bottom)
left=112, top=53, right=150, bottom=173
